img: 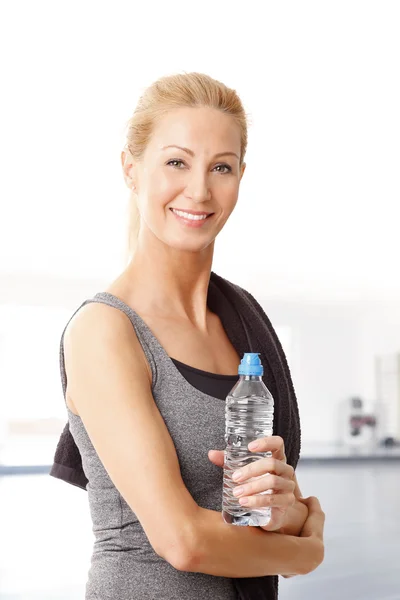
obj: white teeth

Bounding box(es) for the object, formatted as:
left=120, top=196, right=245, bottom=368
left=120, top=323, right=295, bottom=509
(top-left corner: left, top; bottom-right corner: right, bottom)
left=172, top=209, right=208, bottom=221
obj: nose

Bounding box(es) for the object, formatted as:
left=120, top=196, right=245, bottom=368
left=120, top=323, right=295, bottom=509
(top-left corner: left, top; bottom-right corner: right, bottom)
left=184, top=171, right=211, bottom=204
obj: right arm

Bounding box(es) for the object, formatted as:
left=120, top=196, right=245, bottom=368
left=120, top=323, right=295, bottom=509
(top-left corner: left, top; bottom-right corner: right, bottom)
left=64, top=303, right=323, bottom=577
left=188, top=506, right=324, bottom=577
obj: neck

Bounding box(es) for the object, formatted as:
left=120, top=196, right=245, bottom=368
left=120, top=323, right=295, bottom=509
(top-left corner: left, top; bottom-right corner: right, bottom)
left=122, top=227, right=215, bottom=329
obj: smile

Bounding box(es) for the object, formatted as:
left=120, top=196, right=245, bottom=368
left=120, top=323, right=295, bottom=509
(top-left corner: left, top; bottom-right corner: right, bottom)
left=170, top=208, right=214, bottom=228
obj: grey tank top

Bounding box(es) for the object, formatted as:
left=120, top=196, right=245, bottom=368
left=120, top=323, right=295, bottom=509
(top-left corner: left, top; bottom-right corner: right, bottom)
left=63, top=292, right=240, bottom=600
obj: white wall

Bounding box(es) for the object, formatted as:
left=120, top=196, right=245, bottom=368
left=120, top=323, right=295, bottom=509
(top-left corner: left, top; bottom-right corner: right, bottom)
left=1, top=2, right=399, bottom=294
left=358, top=301, right=400, bottom=400
left=260, top=295, right=362, bottom=445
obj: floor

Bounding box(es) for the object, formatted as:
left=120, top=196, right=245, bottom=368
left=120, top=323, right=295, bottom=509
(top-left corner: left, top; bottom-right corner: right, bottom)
left=0, top=462, right=399, bottom=600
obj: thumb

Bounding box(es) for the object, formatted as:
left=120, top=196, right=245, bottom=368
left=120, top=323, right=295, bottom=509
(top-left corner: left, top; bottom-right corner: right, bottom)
left=208, top=449, right=225, bottom=468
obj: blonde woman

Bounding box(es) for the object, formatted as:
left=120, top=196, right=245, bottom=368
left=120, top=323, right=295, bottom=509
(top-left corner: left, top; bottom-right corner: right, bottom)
left=53, top=72, right=325, bottom=600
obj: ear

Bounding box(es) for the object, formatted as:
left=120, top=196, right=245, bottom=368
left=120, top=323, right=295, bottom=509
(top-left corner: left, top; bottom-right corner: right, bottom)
left=240, top=162, right=246, bottom=181
left=121, top=149, right=138, bottom=190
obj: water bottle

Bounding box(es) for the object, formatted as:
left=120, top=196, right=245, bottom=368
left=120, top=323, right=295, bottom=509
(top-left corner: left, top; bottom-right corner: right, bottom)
left=222, top=352, right=274, bottom=526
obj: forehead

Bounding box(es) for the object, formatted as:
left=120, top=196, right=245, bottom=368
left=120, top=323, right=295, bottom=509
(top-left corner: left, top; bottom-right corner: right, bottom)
left=148, top=106, right=241, bottom=153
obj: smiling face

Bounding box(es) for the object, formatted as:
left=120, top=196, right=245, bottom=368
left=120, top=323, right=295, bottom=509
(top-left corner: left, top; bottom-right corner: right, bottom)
left=123, top=105, right=246, bottom=253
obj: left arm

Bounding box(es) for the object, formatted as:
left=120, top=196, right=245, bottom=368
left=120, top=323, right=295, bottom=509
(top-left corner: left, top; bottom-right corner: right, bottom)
left=208, top=439, right=324, bottom=577
left=209, top=438, right=308, bottom=537
left=293, top=470, right=303, bottom=498
left=274, top=472, right=308, bottom=536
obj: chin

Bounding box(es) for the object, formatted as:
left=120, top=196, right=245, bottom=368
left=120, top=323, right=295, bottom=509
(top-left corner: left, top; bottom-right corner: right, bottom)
left=166, top=236, right=215, bottom=253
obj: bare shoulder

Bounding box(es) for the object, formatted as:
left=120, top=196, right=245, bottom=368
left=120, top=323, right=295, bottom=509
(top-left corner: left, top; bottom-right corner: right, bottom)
left=65, top=301, right=130, bottom=341
left=64, top=301, right=153, bottom=396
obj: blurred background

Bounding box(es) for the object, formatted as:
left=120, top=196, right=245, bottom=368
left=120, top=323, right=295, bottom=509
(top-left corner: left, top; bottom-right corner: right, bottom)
left=1, top=1, right=399, bottom=599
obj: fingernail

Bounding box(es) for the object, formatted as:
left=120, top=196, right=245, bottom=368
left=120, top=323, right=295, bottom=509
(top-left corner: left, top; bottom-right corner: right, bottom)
left=233, top=486, right=244, bottom=497
left=232, top=470, right=242, bottom=481
left=239, top=497, right=249, bottom=505
left=249, top=441, right=259, bottom=450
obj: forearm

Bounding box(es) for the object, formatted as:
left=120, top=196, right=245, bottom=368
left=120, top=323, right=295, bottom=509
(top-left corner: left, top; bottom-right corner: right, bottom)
left=186, top=507, right=320, bottom=578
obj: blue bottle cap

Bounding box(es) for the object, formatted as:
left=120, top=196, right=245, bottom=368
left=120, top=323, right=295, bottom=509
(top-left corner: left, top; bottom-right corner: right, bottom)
left=238, top=352, right=263, bottom=376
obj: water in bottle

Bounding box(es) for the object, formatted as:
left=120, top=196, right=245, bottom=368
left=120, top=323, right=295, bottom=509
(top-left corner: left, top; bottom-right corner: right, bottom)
left=222, top=352, right=274, bottom=526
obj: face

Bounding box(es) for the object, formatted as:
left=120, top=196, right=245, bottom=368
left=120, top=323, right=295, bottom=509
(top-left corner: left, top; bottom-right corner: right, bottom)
left=122, top=106, right=246, bottom=252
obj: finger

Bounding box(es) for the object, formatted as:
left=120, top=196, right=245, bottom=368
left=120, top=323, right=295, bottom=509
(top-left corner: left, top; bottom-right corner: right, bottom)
left=300, top=495, right=323, bottom=512
left=207, top=449, right=224, bottom=468
left=301, top=512, right=325, bottom=541
left=232, top=458, right=294, bottom=483
left=299, top=496, right=326, bottom=541
left=248, top=436, right=287, bottom=462
left=260, top=506, right=286, bottom=531
left=233, top=474, right=295, bottom=499
left=238, top=491, right=296, bottom=509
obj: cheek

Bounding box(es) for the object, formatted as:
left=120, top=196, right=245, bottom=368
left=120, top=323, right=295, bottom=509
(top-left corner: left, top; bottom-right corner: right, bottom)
left=147, top=170, right=182, bottom=205
left=217, top=181, right=239, bottom=208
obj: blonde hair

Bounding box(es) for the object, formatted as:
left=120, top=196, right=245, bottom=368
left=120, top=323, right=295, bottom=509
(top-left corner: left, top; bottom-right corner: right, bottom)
left=123, top=71, right=249, bottom=260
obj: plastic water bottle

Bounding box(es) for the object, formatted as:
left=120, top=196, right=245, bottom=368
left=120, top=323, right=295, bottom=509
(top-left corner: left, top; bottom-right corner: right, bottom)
left=222, top=352, right=274, bottom=526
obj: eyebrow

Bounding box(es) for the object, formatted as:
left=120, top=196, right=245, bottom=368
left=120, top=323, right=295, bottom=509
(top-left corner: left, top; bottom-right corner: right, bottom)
left=161, top=145, right=240, bottom=160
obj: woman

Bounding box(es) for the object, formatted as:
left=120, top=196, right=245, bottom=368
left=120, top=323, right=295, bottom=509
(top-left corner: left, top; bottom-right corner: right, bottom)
left=57, top=72, right=325, bottom=599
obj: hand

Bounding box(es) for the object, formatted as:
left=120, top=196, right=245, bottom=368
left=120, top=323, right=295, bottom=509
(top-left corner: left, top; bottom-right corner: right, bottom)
left=280, top=496, right=325, bottom=579
left=208, top=435, right=296, bottom=532
left=298, top=495, right=325, bottom=542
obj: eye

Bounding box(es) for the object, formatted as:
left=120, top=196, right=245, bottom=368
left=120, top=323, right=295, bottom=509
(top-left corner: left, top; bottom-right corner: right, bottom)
left=166, top=160, right=232, bottom=174
left=166, top=159, right=185, bottom=168
left=214, top=164, right=232, bottom=174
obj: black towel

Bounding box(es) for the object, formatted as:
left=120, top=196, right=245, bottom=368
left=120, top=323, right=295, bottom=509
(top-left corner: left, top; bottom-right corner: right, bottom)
left=50, top=270, right=301, bottom=600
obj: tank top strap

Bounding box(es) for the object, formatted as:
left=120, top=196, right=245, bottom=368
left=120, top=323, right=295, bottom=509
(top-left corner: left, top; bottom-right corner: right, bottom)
left=59, top=298, right=93, bottom=400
